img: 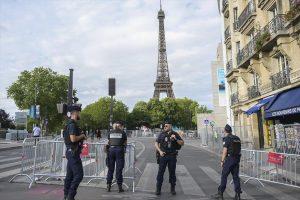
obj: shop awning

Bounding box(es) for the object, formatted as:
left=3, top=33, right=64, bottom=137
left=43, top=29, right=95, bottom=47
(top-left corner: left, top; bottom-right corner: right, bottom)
left=265, top=87, right=300, bottom=119
left=245, top=95, right=275, bottom=115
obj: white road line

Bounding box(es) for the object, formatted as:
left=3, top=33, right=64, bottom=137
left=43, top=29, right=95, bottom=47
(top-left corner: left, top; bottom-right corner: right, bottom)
left=177, top=165, right=206, bottom=196
left=137, top=163, right=157, bottom=192
left=136, top=141, right=146, bottom=158
left=0, top=157, right=21, bottom=163
left=0, top=161, right=21, bottom=170
left=0, top=168, right=21, bottom=179
left=199, top=166, right=255, bottom=200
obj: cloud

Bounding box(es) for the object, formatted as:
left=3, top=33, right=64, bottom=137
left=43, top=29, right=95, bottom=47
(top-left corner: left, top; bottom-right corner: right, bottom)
left=0, top=0, right=221, bottom=115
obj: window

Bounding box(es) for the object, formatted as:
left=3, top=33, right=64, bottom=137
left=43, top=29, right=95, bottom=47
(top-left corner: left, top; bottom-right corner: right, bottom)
left=277, top=54, right=289, bottom=73
left=233, top=7, right=238, bottom=22
left=253, top=72, right=260, bottom=86
left=236, top=41, right=241, bottom=54
left=269, top=6, right=278, bottom=20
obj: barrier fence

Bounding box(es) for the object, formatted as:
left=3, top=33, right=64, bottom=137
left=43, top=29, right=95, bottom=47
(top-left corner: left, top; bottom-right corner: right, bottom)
left=10, top=138, right=137, bottom=192
left=240, top=149, right=300, bottom=189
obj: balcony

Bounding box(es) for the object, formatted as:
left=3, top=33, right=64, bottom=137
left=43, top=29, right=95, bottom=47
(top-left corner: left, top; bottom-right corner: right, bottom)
left=237, top=0, right=256, bottom=34
left=224, top=26, right=231, bottom=48
left=247, top=85, right=261, bottom=99
left=237, top=15, right=287, bottom=68
left=226, top=60, right=233, bottom=75
left=222, top=0, right=229, bottom=18
left=285, top=0, right=300, bottom=28
left=258, top=0, right=276, bottom=10
left=271, top=70, right=291, bottom=90
left=231, top=92, right=239, bottom=105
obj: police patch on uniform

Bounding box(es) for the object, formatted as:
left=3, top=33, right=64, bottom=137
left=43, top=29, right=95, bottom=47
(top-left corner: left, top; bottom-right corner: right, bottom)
left=110, top=133, right=122, bottom=138
left=165, top=137, right=168, bottom=142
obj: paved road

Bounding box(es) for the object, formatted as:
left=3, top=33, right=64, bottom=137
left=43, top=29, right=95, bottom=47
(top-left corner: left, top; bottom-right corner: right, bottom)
left=0, top=137, right=299, bottom=200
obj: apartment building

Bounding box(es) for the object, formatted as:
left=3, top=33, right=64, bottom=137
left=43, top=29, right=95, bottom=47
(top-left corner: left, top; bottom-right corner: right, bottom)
left=221, top=0, right=300, bottom=149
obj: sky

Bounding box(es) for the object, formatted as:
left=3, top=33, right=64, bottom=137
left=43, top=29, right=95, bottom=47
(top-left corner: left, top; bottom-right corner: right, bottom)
left=0, top=0, right=222, bottom=116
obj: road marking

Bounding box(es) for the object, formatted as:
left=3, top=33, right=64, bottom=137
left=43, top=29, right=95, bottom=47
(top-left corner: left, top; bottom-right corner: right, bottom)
left=0, top=161, right=21, bottom=170
left=0, top=168, right=21, bottom=179
left=137, top=163, right=157, bottom=192
left=136, top=141, right=146, bottom=158
left=177, top=165, right=206, bottom=196
left=0, top=157, right=21, bottom=163
left=199, top=166, right=255, bottom=200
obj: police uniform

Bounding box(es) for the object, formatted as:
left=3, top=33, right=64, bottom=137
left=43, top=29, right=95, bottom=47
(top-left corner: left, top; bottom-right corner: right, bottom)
left=218, top=134, right=242, bottom=195
left=156, top=131, right=182, bottom=192
left=63, top=119, right=84, bottom=200
left=106, top=128, right=127, bottom=189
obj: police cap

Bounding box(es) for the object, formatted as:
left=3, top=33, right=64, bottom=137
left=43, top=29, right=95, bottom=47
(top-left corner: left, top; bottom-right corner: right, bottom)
left=68, top=104, right=82, bottom=112
left=224, top=124, right=232, bottom=133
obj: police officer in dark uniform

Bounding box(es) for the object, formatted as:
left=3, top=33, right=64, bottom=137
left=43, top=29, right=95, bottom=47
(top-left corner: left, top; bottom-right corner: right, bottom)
left=155, top=121, right=184, bottom=196
left=63, top=105, right=87, bottom=200
left=213, top=124, right=242, bottom=200
left=106, top=121, right=127, bottom=193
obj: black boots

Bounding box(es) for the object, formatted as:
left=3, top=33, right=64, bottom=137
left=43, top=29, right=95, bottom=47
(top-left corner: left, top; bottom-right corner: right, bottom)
left=171, top=185, right=176, bottom=195
left=234, top=193, right=241, bottom=200
left=107, top=183, right=111, bottom=192
left=155, top=186, right=161, bottom=195
left=211, top=191, right=224, bottom=199
left=118, top=184, right=124, bottom=193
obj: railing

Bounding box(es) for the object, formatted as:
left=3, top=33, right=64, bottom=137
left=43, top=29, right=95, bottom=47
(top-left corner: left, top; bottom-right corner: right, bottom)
left=222, top=0, right=229, bottom=12
left=247, top=85, right=261, bottom=99
left=224, top=26, right=231, bottom=41
left=233, top=21, right=239, bottom=31
left=237, top=0, right=256, bottom=30
left=290, top=0, right=300, bottom=7
left=237, top=15, right=286, bottom=67
left=231, top=92, right=239, bottom=105
left=226, top=59, right=233, bottom=74
left=271, top=70, right=291, bottom=90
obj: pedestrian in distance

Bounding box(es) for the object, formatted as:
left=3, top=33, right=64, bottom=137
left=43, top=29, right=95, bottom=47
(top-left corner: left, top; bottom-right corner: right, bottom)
left=155, top=121, right=184, bottom=196
left=212, top=124, right=242, bottom=200
left=33, top=124, right=41, bottom=138
left=63, top=104, right=87, bottom=200
left=106, top=121, right=127, bottom=193
left=95, top=129, right=102, bottom=141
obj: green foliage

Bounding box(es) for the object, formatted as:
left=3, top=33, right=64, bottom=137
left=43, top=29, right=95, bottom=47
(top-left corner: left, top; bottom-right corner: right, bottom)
left=80, top=97, right=129, bottom=130
left=0, top=109, right=15, bottom=129
left=7, top=67, right=69, bottom=133
left=255, top=31, right=271, bottom=52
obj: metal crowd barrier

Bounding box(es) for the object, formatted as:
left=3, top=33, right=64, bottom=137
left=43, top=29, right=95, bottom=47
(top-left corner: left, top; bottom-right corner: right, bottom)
left=240, top=149, right=300, bottom=189
left=10, top=138, right=137, bottom=192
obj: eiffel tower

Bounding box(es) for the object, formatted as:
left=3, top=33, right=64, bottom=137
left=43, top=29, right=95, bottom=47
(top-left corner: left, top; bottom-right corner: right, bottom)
left=153, top=0, right=175, bottom=99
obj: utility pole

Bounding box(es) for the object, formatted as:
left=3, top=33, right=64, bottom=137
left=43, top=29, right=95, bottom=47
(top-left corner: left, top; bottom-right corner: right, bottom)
left=108, top=78, right=116, bottom=130
left=68, top=69, right=74, bottom=105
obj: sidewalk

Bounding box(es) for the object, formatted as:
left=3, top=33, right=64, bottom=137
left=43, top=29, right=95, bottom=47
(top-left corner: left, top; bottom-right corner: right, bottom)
left=0, top=139, right=23, bottom=151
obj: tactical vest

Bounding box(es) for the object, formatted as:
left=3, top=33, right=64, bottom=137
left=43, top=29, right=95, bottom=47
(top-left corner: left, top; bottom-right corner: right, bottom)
left=63, top=120, right=79, bottom=150
left=109, top=130, right=124, bottom=146
left=159, top=132, right=180, bottom=154
left=227, top=135, right=241, bottom=156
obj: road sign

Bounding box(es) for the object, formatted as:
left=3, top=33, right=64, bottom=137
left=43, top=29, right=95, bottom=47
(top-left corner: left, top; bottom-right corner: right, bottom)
left=210, top=121, right=216, bottom=127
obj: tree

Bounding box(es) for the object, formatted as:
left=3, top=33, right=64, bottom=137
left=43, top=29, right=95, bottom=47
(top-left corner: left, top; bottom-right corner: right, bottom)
left=127, top=101, right=151, bottom=129
left=80, top=97, right=128, bottom=130
left=7, top=67, right=69, bottom=133
left=0, top=109, right=15, bottom=129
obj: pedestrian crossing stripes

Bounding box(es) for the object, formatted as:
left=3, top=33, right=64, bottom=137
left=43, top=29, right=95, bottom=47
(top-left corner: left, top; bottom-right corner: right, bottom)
left=199, top=165, right=256, bottom=200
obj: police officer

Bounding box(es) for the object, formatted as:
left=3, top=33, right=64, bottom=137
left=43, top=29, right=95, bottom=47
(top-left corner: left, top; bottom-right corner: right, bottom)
left=213, top=124, right=242, bottom=200
left=155, top=121, right=184, bottom=196
left=63, top=105, right=87, bottom=200
left=106, top=121, right=127, bottom=193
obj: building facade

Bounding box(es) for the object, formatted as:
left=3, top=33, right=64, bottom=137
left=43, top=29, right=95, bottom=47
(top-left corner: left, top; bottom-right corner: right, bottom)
left=221, top=0, right=300, bottom=149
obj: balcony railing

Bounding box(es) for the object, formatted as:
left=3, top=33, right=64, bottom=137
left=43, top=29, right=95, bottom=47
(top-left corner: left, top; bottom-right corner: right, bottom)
left=222, top=0, right=229, bottom=12
left=290, top=0, right=300, bottom=7
left=226, top=60, right=233, bottom=74
left=237, top=15, right=286, bottom=67
left=224, top=26, right=231, bottom=41
left=231, top=92, right=239, bottom=105
left=271, top=70, right=291, bottom=90
left=247, top=85, right=261, bottom=99
left=237, top=0, right=256, bottom=30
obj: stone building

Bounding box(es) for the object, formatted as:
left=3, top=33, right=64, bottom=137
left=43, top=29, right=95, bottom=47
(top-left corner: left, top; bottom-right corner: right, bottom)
left=220, top=0, right=300, bottom=149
